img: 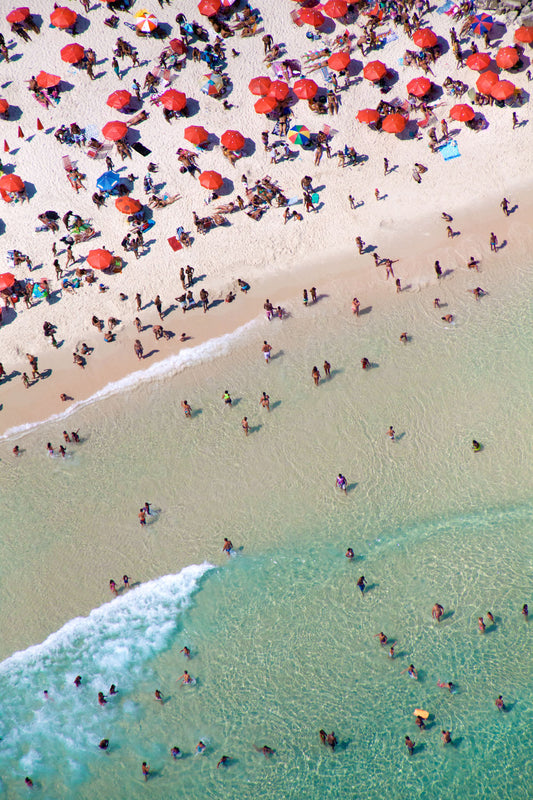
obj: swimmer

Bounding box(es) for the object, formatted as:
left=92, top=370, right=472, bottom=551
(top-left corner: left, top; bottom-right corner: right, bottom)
left=109, top=684, right=118, bottom=695
left=487, top=611, right=494, bottom=625
left=74, top=675, right=82, bottom=687
left=441, top=314, right=453, bottom=323
left=13, top=445, right=20, bottom=456
left=181, top=400, right=192, bottom=417
left=63, top=431, right=70, bottom=443
left=59, top=445, right=66, bottom=458
left=495, top=695, right=505, bottom=711
left=143, top=502, right=151, bottom=516
left=98, top=692, right=107, bottom=706
left=171, top=746, right=182, bottom=759
left=180, top=646, right=191, bottom=659
left=242, top=416, right=249, bottom=436
left=361, top=357, right=370, bottom=369
left=437, top=681, right=455, bottom=693
left=387, top=426, right=395, bottom=441
left=312, top=365, right=321, bottom=386
left=472, top=440, right=481, bottom=452
left=223, top=537, right=233, bottom=555
left=405, top=735, right=415, bottom=755
left=441, top=212, right=453, bottom=222
left=345, top=547, right=354, bottom=559
left=401, top=664, right=418, bottom=680
left=142, top=762, right=150, bottom=781
left=356, top=576, right=366, bottom=595
left=178, top=670, right=193, bottom=685
left=319, top=730, right=327, bottom=745
left=180, top=332, right=188, bottom=342
left=155, top=689, right=164, bottom=704
left=326, top=732, right=337, bottom=751
left=336, top=473, right=347, bottom=493
left=441, top=730, right=452, bottom=745
left=47, top=442, right=54, bottom=455
left=217, top=756, right=230, bottom=769
left=262, top=340, right=272, bottom=363
left=43, top=690, right=49, bottom=699
left=25, top=777, right=34, bottom=787
left=375, top=632, right=388, bottom=646
left=99, top=739, right=109, bottom=750
left=71, top=430, right=80, bottom=443
left=260, top=391, right=270, bottom=411
left=196, top=741, right=206, bottom=754
left=388, top=642, right=397, bottom=658
left=478, top=616, right=486, bottom=633
left=415, top=715, right=425, bottom=730
left=521, top=603, right=528, bottom=619
left=432, top=603, right=444, bottom=622
left=254, top=745, right=275, bottom=757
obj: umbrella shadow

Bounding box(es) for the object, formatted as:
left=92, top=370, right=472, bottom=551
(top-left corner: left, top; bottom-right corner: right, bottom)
left=72, top=15, right=90, bottom=35
left=218, top=178, right=234, bottom=196
left=242, top=138, right=256, bottom=157
left=5, top=105, right=23, bottom=121
left=185, top=97, right=201, bottom=118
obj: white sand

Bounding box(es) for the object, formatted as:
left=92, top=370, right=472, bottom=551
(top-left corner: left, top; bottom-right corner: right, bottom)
left=0, top=0, right=531, bottom=434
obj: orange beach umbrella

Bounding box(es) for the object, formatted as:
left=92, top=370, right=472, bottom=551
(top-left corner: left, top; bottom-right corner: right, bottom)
left=268, top=80, right=289, bottom=101
left=198, top=0, right=220, bottom=16
left=184, top=125, right=209, bottom=145
left=363, top=60, right=387, bottom=81
left=412, top=28, right=437, bottom=48
left=50, top=6, right=77, bottom=28
left=476, top=70, right=498, bottom=93
left=324, top=0, right=348, bottom=18
left=328, top=51, right=350, bottom=71
left=0, top=272, right=15, bottom=291
left=514, top=26, right=533, bottom=43
left=0, top=99, right=9, bottom=114
left=160, top=89, right=187, bottom=111
left=248, top=76, right=271, bottom=96
left=450, top=103, right=474, bottom=121
left=115, top=196, right=142, bottom=214
left=199, top=170, right=223, bottom=190
left=406, top=76, right=431, bottom=97
left=102, top=120, right=128, bottom=141
left=221, top=130, right=245, bottom=150
left=495, top=46, right=519, bottom=69
left=107, top=90, right=132, bottom=109
left=357, top=108, right=380, bottom=124
left=36, top=71, right=61, bottom=88
left=294, top=78, right=318, bottom=99
left=60, top=43, right=84, bottom=63
left=254, top=96, right=277, bottom=114
left=466, top=52, right=491, bottom=71
left=6, top=7, right=30, bottom=23
left=299, top=7, right=325, bottom=27
left=0, top=174, right=24, bottom=192
left=490, top=80, right=515, bottom=100
left=381, top=113, right=406, bottom=133
left=87, top=249, right=113, bottom=270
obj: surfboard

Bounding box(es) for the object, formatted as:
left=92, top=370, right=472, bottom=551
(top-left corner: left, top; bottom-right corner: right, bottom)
left=414, top=708, right=429, bottom=719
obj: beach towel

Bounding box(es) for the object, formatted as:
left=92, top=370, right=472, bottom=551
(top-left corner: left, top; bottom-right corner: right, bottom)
left=124, top=21, right=137, bottom=31
left=321, top=66, right=331, bottom=82
left=168, top=236, right=182, bottom=252
left=287, top=196, right=301, bottom=206
left=437, top=0, right=453, bottom=12
left=383, top=31, right=398, bottom=44
left=131, top=142, right=152, bottom=156
left=439, top=140, right=460, bottom=160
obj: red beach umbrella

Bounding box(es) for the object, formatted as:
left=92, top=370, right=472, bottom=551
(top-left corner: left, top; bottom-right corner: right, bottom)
left=36, top=71, right=61, bottom=88
left=363, top=60, right=387, bottom=81
left=169, top=38, right=187, bottom=55
left=466, top=52, right=491, bottom=71
left=198, top=0, right=220, bottom=16
left=184, top=125, right=209, bottom=145
left=60, top=43, right=84, bottom=63
left=106, top=90, right=131, bottom=109
left=199, top=170, right=223, bottom=190
left=0, top=99, right=8, bottom=114
left=36, top=118, right=43, bottom=130
left=300, top=7, right=325, bottom=27
left=412, top=28, right=437, bottom=48
left=102, top=120, right=128, bottom=141
left=294, top=78, right=318, bottom=99
left=0, top=174, right=24, bottom=193
left=0, top=272, right=15, bottom=291
left=515, top=26, right=533, bottom=43
left=357, top=108, right=380, bottom=124
left=6, top=7, right=30, bottom=23
left=87, top=249, right=113, bottom=270
left=406, top=76, right=431, bottom=97
left=382, top=113, right=406, bottom=133
left=328, top=51, right=350, bottom=71
left=254, top=96, right=277, bottom=114
left=248, top=76, right=271, bottom=96
left=268, top=80, right=290, bottom=101
left=476, top=70, right=498, bottom=94
left=50, top=6, right=77, bottom=29
left=160, top=89, right=187, bottom=111
left=490, top=80, right=515, bottom=100
left=221, top=130, right=245, bottom=150
left=449, top=103, right=474, bottom=121
left=115, top=196, right=142, bottom=214
left=495, top=46, right=519, bottom=70
left=324, top=0, right=348, bottom=18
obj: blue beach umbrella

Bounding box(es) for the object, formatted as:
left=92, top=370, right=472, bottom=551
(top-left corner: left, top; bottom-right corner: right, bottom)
left=96, top=171, right=120, bottom=193
left=471, top=13, right=493, bottom=35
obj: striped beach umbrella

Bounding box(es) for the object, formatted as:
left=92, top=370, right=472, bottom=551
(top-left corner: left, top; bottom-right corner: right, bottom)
left=471, top=13, right=493, bottom=35
left=288, top=124, right=311, bottom=146
left=200, top=72, right=224, bottom=96
left=136, top=13, right=158, bottom=34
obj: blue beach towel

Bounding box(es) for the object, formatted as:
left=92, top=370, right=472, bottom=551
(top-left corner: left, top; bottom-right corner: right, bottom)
left=439, top=140, right=461, bottom=160
left=437, top=0, right=454, bottom=12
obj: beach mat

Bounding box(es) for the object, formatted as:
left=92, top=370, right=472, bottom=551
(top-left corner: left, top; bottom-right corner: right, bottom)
left=131, top=142, right=152, bottom=156
left=167, top=236, right=182, bottom=251
left=439, top=140, right=461, bottom=160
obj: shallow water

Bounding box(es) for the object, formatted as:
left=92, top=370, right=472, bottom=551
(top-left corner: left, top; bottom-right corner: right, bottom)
left=0, top=247, right=531, bottom=798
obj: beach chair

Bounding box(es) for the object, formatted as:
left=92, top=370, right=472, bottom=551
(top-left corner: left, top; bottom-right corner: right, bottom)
left=290, top=9, right=304, bottom=26
left=62, top=155, right=73, bottom=172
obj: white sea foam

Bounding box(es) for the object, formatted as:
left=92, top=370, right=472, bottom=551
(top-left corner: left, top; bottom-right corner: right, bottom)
left=0, top=563, right=213, bottom=781
left=2, top=318, right=260, bottom=440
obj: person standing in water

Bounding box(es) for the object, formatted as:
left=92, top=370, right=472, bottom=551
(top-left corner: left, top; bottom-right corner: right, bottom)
left=181, top=400, right=192, bottom=417
left=357, top=576, right=366, bottom=595
left=260, top=392, right=270, bottom=411
left=432, top=603, right=444, bottom=622
left=405, top=736, right=415, bottom=755
left=336, top=474, right=347, bottom=493
left=241, top=416, right=249, bottom=436
left=312, top=366, right=321, bottom=386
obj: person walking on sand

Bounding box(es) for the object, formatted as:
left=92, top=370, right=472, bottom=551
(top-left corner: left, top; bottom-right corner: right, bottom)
left=134, top=340, right=144, bottom=360
left=154, top=294, right=163, bottom=320
left=383, top=158, right=389, bottom=175
left=260, top=391, right=270, bottom=411
left=181, top=400, right=192, bottom=417
left=490, top=232, right=498, bottom=252
left=262, top=340, right=272, bottom=363
left=136, top=293, right=142, bottom=311
left=395, top=278, right=401, bottom=293
left=374, top=188, right=380, bottom=201
left=356, top=236, right=365, bottom=254
left=351, top=297, right=360, bottom=316
left=435, top=260, right=442, bottom=278
left=65, top=245, right=75, bottom=270
left=387, top=426, right=395, bottom=441
left=500, top=198, right=509, bottom=217
left=312, top=365, right=321, bottom=386
left=324, top=360, right=331, bottom=378
left=242, top=416, right=249, bottom=436
left=349, top=195, right=357, bottom=209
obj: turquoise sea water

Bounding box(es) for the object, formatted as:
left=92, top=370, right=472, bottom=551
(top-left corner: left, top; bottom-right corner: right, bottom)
left=0, top=250, right=531, bottom=798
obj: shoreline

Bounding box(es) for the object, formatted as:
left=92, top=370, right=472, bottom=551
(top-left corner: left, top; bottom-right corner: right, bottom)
left=1, top=179, right=531, bottom=440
